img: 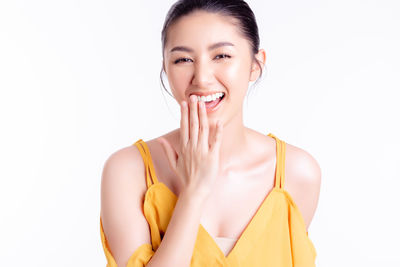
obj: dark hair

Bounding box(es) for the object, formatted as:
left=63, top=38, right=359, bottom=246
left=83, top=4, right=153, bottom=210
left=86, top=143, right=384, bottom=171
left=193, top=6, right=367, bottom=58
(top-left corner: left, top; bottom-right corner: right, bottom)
left=159, top=0, right=265, bottom=98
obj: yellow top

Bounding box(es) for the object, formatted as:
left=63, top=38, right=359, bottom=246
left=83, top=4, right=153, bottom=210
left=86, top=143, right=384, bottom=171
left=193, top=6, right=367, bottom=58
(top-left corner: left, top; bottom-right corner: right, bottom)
left=100, top=133, right=317, bottom=266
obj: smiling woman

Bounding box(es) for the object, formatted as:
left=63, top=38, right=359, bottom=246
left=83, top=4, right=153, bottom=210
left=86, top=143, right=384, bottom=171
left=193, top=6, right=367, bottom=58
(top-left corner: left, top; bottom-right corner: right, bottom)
left=100, top=0, right=321, bottom=266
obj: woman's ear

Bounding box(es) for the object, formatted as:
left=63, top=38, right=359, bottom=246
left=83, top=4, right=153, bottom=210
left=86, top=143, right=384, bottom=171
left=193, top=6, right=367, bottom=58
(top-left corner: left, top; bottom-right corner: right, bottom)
left=162, top=60, right=167, bottom=74
left=250, top=49, right=266, bottom=82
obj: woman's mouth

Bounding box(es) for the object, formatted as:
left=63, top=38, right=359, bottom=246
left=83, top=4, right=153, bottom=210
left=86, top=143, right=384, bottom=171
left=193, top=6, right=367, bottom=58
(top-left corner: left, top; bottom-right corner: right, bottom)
left=194, top=93, right=225, bottom=114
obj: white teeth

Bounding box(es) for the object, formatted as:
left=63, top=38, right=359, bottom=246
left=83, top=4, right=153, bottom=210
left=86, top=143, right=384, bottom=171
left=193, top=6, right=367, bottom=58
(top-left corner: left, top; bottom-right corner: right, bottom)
left=195, top=92, right=224, bottom=102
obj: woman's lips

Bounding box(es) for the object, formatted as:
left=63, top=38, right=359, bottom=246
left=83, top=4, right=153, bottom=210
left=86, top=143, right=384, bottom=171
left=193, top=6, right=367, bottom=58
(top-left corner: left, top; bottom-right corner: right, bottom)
left=204, top=94, right=225, bottom=113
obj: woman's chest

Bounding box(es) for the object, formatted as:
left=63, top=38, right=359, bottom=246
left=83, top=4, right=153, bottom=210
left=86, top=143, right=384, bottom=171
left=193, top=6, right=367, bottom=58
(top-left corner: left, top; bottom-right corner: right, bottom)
left=198, top=179, right=276, bottom=238
left=149, top=139, right=277, bottom=238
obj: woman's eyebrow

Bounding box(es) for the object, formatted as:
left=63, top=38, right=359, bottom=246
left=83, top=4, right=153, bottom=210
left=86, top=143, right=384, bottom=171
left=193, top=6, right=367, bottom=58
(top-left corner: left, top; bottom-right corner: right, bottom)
left=170, top=41, right=234, bottom=53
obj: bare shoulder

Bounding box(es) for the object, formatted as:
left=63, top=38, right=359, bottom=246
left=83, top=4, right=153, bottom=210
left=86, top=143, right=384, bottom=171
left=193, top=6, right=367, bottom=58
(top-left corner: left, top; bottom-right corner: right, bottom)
left=100, top=144, right=148, bottom=208
left=284, top=141, right=322, bottom=230
left=100, top=144, right=151, bottom=267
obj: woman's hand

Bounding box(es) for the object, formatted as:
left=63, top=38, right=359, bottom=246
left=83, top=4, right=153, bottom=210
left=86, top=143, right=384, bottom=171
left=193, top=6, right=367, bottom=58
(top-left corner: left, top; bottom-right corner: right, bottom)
left=157, top=95, right=223, bottom=199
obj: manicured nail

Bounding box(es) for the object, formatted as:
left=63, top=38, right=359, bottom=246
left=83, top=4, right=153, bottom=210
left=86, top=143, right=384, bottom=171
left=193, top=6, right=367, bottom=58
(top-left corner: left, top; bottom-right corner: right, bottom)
left=190, top=95, right=196, bottom=103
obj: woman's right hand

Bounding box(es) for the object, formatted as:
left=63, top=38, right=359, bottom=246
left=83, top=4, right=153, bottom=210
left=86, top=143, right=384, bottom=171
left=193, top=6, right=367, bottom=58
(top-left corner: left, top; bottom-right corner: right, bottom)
left=157, top=95, right=223, bottom=200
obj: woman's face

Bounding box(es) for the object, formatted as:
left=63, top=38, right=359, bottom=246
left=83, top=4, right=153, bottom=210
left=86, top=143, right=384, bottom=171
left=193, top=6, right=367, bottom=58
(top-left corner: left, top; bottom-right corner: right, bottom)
left=163, top=10, right=264, bottom=124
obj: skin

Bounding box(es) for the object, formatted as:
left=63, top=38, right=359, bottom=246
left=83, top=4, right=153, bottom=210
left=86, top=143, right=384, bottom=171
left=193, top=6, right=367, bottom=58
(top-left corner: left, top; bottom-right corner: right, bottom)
left=144, top=10, right=321, bottom=237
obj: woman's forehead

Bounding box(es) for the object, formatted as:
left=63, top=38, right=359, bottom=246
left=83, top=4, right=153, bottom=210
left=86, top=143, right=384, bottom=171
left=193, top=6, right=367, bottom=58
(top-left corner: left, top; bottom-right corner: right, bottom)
left=165, top=12, right=245, bottom=51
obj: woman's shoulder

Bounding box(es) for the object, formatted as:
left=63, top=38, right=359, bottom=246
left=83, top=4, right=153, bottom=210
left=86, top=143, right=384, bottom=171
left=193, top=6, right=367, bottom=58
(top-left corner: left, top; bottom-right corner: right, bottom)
left=283, top=138, right=322, bottom=230
left=249, top=128, right=321, bottom=183
left=284, top=139, right=321, bottom=188
left=249, top=129, right=321, bottom=229
left=100, top=134, right=165, bottom=200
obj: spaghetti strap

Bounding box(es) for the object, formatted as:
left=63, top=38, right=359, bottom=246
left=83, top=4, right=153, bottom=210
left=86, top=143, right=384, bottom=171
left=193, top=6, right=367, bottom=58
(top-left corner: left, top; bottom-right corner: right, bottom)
left=133, top=139, right=159, bottom=188
left=279, top=138, right=286, bottom=189
left=267, top=133, right=286, bottom=189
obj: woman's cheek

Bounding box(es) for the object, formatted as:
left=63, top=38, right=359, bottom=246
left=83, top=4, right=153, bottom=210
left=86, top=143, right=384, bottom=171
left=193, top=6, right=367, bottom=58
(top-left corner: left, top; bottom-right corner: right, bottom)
left=169, top=68, right=191, bottom=100
left=218, top=61, right=246, bottom=92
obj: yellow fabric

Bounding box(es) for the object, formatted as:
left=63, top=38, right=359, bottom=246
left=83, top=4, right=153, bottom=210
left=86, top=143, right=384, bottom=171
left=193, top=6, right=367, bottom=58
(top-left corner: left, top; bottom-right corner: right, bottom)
left=100, top=133, right=317, bottom=266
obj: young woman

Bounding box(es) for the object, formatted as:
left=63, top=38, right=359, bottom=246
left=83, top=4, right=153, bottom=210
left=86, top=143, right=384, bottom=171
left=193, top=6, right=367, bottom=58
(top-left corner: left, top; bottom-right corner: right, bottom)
left=100, top=1, right=321, bottom=266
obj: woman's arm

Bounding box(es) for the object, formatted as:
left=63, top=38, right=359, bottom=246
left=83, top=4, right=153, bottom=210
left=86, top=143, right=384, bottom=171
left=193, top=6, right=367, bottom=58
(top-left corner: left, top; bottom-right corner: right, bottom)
left=101, top=146, right=209, bottom=267
left=146, top=189, right=207, bottom=267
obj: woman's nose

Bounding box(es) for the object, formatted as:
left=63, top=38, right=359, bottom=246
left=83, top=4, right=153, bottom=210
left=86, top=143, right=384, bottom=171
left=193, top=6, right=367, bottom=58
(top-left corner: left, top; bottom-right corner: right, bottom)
left=191, top=60, right=214, bottom=88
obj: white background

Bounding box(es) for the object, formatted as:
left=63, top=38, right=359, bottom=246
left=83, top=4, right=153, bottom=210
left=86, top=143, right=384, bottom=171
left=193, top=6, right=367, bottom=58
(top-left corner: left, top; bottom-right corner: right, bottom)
left=1, top=0, right=399, bottom=266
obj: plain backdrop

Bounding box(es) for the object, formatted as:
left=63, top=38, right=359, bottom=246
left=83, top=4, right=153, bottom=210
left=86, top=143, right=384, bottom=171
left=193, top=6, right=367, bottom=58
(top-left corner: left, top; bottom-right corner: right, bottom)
left=1, top=0, right=399, bottom=266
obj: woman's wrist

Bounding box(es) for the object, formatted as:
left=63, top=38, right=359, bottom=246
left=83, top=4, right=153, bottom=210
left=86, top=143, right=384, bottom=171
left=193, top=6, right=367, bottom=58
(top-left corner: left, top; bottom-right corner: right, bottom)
left=179, top=185, right=211, bottom=208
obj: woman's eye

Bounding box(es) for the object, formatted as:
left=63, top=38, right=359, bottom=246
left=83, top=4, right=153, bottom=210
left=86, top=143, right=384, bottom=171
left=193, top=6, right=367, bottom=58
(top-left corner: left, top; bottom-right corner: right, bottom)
left=173, top=54, right=231, bottom=64
left=174, top=58, right=192, bottom=64
left=215, top=54, right=231, bottom=60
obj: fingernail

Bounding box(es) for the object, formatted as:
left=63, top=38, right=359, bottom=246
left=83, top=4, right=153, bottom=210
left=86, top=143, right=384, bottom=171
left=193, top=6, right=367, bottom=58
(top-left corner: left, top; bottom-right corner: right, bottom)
left=190, top=95, right=196, bottom=103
